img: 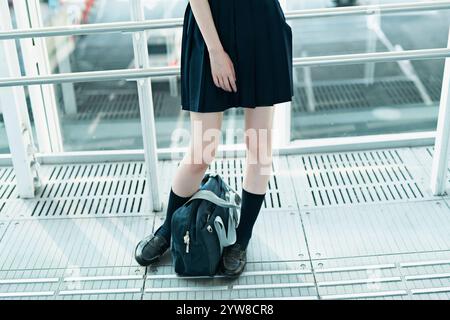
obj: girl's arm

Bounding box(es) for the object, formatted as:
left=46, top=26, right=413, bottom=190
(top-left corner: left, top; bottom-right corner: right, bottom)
left=189, top=0, right=237, bottom=93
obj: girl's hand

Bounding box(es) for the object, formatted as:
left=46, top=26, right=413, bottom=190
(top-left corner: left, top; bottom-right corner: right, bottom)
left=209, top=48, right=237, bottom=93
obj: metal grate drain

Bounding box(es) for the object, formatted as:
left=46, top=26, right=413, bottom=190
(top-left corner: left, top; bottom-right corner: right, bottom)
left=208, top=157, right=297, bottom=209
left=293, top=77, right=440, bottom=114
left=69, top=76, right=440, bottom=121
left=71, top=88, right=181, bottom=120
left=158, top=157, right=297, bottom=210
left=288, top=148, right=433, bottom=208
left=2, top=162, right=150, bottom=219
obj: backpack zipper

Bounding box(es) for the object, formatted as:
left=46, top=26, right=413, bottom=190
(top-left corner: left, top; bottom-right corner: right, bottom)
left=183, top=230, right=190, bottom=253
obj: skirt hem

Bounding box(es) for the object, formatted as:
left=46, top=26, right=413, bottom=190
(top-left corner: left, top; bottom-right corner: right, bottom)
left=181, top=96, right=293, bottom=113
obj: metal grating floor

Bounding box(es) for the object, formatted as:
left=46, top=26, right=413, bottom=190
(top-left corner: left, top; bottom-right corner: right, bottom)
left=68, top=76, right=441, bottom=121
left=0, top=146, right=449, bottom=300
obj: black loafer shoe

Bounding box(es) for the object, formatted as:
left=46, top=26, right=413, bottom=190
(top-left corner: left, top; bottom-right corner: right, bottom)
left=135, top=231, right=170, bottom=266
left=221, top=243, right=247, bottom=278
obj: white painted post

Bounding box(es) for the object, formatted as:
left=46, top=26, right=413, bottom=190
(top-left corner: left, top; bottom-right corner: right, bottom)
left=430, top=27, right=450, bottom=196
left=130, top=0, right=162, bottom=212
left=0, top=0, right=40, bottom=198
left=302, top=51, right=315, bottom=113
left=12, top=0, right=63, bottom=153
left=364, top=5, right=380, bottom=86
left=273, top=0, right=291, bottom=147
left=55, top=34, right=78, bottom=115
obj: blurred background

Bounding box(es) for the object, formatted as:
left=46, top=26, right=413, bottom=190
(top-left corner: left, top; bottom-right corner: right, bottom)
left=1, top=0, right=449, bottom=153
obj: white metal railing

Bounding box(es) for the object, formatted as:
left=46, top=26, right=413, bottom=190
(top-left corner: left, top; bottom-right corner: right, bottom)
left=0, top=0, right=449, bottom=204
left=1, top=48, right=450, bottom=87
left=0, top=1, right=449, bottom=39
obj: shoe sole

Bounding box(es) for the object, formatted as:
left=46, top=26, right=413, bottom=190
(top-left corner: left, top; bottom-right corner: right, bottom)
left=134, top=244, right=162, bottom=267
left=220, top=262, right=247, bottom=278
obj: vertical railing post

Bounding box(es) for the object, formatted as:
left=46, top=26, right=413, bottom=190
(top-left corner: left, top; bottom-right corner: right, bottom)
left=12, top=0, right=63, bottom=153
left=0, top=0, right=40, bottom=198
left=273, top=0, right=291, bottom=148
left=130, top=0, right=162, bottom=212
left=430, top=27, right=450, bottom=196
left=364, top=6, right=379, bottom=86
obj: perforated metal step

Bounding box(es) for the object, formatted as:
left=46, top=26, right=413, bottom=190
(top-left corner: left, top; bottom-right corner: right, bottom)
left=288, top=148, right=435, bottom=208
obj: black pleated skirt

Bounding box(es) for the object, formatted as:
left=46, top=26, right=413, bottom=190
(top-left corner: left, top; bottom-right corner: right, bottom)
left=180, top=0, right=293, bottom=113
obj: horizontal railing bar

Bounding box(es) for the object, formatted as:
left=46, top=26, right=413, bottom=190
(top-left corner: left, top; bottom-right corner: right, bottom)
left=0, top=48, right=448, bottom=87
left=293, top=48, right=450, bottom=67
left=0, top=1, right=449, bottom=40
left=285, top=1, right=450, bottom=19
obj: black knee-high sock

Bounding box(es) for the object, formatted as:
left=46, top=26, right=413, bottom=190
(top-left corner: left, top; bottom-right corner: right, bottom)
left=155, top=189, right=191, bottom=241
left=236, top=189, right=266, bottom=249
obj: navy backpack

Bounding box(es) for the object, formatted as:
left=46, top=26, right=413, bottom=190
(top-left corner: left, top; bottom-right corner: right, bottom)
left=171, top=174, right=241, bottom=276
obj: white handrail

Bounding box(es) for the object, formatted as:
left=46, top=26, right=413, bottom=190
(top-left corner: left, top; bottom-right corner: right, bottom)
left=0, top=1, right=448, bottom=40
left=0, top=48, right=448, bottom=87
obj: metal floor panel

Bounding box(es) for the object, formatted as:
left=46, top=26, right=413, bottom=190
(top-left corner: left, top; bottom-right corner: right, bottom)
left=410, top=146, right=450, bottom=197
left=288, top=148, right=436, bottom=208
left=0, top=145, right=449, bottom=299
left=311, top=251, right=450, bottom=300
left=0, top=267, right=146, bottom=300
left=301, top=200, right=450, bottom=260
left=56, top=267, right=144, bottom=300
left=0, top=269, right=63, bottom=300
left=0, top=221, right=8, bottom=241
left=153, top=210, right=308, bottom=265
left=0, top=217, right=153, bottom=270
left=144, top=261, right=317, bottom=300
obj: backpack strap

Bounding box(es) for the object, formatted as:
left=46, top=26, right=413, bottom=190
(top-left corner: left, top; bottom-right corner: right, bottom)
left=185, top=189, right=240, bottom=209
left=185, top=188, right=241, bottom=254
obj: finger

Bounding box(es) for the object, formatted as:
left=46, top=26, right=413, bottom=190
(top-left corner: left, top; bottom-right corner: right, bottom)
left=217, top=77, right=226, bottom=91
left=228, top=75, right=237, bottom=93
left=222, top=75, right=232, bottom=92
left=213, top=75, right=220, bottom=88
